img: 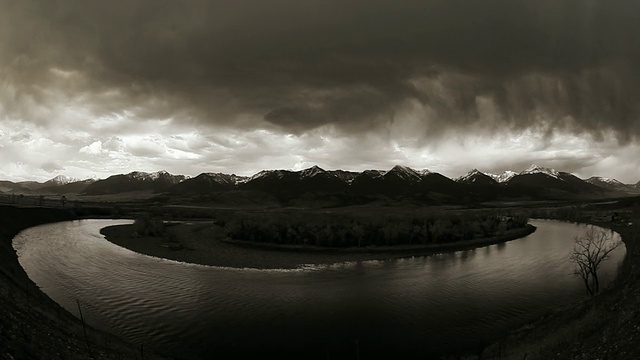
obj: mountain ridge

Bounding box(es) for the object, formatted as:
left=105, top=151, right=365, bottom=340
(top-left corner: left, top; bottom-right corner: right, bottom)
left=0, top=166, right=638, bottom=199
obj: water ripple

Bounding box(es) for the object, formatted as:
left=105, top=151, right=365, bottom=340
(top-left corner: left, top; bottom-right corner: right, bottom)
left=13, top=219, right=625, bottom=358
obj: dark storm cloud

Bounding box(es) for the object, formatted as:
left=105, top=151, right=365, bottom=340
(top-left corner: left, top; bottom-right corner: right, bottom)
left=2, top=0, right=640, bottom=140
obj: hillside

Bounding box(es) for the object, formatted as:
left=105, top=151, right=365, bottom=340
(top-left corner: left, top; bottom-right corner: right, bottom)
left=0, top=205, right=165, bottom=359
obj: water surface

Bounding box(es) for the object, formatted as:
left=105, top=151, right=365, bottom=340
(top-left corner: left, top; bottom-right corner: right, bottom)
left=13, top=219, right=625, bottom=358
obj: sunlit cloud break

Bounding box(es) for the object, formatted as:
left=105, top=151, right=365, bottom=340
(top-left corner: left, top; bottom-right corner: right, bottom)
left=1, top=1, right=639, bottom=183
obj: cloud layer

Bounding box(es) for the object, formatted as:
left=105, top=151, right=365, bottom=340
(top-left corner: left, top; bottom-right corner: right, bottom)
left=1, top=1, right=639, bottom=182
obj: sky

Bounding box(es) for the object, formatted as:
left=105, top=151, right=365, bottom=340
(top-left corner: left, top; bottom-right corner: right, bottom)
left=1, top=0, right=640, bottom=183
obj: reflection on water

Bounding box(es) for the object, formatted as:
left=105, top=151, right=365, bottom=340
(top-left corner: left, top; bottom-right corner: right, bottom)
left=13, top=219, right=625, bottom=358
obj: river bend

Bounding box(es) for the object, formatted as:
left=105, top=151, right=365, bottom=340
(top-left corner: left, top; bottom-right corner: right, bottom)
left=13, top=219, right=625, bottom=358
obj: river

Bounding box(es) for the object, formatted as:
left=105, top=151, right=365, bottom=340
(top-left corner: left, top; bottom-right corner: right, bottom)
left=13, top=219, right=625, bottom=358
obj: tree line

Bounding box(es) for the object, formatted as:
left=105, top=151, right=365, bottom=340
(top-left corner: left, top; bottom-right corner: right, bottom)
left=219, top=211, right=529, bottom=248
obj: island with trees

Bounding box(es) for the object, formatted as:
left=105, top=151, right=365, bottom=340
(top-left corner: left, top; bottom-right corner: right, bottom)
left=101, top=208, right=534, bottom=269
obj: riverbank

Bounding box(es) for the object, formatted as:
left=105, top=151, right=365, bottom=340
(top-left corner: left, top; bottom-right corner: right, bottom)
left=100, top=215, right=640, bottom=359
left=8, top=204, right=639, bottom=360
left=0, top=205, right=166, bottom=360
left=100, top=222, right=536, bottom=269
left=478, top=216, right=640, bottom=359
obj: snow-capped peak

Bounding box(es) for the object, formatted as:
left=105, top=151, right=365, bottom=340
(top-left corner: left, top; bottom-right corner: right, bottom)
left=128, top=171, right=151, bottom=179
left=456, top=169, right=484, bottom=182
left=232, top=175, right=250, bottom=185
left=387, top=165, right=422, bottom=181
left=129, top=171, right=156, bottom=180
left=601, top=177, right=622, bottom=185
left=520, top=164, right=560, bottom=179
left=586, top=177, right=624, bottom=186
left=126, top=170, right=185, bottom=182
left=419, top=169, right=432, bottom=176
left=300, top=165, right=326, bottom=179
left=202, top=172, right=248, bottom=185
left=248, top=170, right=273, bottom=181
left=46, top=175, right=80, bottom=185
left=488, top=171, right=517, bottom=183
left=247, top=169, right=290, bottom=181
left=148, top=170, right=171, bottom=180
left=361, top=169, right=387, bottom=178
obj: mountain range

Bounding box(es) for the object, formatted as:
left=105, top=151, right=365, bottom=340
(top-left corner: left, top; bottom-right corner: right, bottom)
left=1, top=165, right=639, bottom=202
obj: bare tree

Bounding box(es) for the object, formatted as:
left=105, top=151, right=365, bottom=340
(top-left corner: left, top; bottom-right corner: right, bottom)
left=570, top=226, right=621, bottom=296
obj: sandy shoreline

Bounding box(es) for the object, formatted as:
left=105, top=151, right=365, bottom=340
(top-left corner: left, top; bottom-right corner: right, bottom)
left=100, top=222, right=537, bottom=269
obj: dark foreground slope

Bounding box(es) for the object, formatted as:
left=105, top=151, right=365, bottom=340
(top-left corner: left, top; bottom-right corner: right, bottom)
left=0, top=205, right=165, bottom=360
left=480, top=208, right=640, bottom=360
